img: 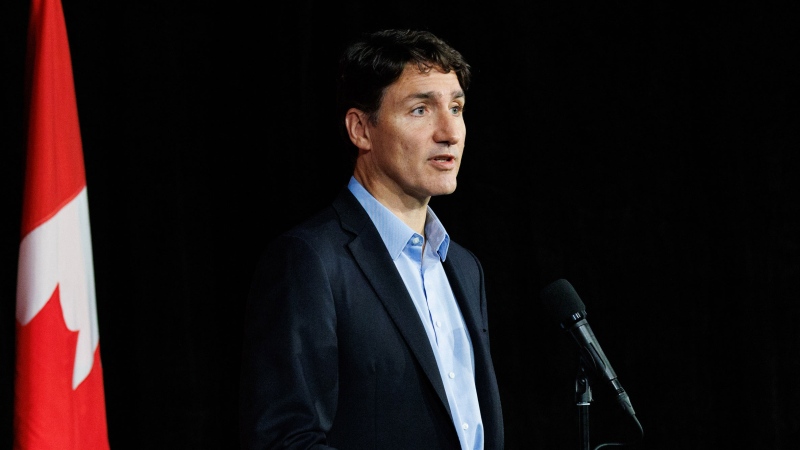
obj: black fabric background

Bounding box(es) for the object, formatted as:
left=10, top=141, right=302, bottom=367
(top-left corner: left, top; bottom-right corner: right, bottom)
left=2, top=1, right=798, bottom=449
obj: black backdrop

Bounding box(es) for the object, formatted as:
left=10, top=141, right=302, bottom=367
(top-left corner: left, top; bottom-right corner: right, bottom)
left=2, top=1, right=799, bottom=449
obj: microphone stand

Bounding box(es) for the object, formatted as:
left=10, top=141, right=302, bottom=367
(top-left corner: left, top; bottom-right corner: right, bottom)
left=575, top=358, right=592, bottom=450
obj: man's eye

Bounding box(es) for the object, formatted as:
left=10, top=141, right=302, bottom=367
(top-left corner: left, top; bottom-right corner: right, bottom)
left=450, top=105, right=463, bottom=115
left=412, top=106, right=426, bottom=116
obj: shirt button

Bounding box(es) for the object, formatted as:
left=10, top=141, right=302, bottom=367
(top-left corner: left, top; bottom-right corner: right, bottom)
left=411, top=236, right=421, bottom=244
left=435, top=320, right=441, bottom=328
left=449, top=372, right=455, bottom=379
left=462, top=422, right=469, bottom=430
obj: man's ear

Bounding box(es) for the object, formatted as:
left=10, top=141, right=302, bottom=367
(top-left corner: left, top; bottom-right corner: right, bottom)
left=345, top=108, right=371, bottom=152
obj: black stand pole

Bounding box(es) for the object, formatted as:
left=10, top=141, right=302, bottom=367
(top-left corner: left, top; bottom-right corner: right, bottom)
left=575, top=359, right=592, bottom=450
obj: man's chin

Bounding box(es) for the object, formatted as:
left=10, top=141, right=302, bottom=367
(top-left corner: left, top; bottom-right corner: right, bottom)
left=430, top=181, right=458, bottom=197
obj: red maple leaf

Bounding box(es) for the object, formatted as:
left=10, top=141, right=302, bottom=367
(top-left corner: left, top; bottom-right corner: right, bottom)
left=15, top=285, right=110, bottom=449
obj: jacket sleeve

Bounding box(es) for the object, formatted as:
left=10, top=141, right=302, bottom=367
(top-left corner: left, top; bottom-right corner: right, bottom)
left=239, top=234, right=339, bottom=450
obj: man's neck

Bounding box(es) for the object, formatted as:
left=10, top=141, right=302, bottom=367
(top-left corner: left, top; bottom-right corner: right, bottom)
left=353, top=173, right=429, bottom=235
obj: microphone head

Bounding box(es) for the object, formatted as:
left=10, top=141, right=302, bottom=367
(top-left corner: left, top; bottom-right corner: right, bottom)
left=540, top=279, right=587, bottom=327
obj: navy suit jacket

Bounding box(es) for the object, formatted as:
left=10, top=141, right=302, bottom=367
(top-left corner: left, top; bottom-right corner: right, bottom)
left=240, top=187, right=504, bottom=449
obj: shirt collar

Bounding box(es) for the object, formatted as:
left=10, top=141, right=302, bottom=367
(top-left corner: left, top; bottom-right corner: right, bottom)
left=348, top=177, right=450, bottom=261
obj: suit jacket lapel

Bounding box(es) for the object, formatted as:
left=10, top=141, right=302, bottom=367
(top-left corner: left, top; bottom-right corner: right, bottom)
left=443, top=251, right=505, bottom=450
left=443, top=257, right=483, bottom=340
left=333, top=189, right=452, bottom=417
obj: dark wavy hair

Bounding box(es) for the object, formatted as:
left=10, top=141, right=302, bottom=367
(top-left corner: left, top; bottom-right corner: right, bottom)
left=336, top=29, right=471, bottom=144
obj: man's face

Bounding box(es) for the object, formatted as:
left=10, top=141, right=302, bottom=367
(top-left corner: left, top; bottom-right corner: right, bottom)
left=359, top=64, right=466, bottom=204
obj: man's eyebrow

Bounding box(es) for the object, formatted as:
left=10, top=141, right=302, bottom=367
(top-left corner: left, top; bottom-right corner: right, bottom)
left=406, top=90, right=466, bottom=101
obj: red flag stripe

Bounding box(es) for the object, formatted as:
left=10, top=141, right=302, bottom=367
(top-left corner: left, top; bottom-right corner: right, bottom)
left=21, top=0, right=86, bottom=238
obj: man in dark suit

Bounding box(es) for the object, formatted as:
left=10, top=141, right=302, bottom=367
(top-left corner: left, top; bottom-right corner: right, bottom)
left=239, top=29, right=504, bottom=450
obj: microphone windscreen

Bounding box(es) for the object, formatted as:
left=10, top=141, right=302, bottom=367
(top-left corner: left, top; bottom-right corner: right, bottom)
left=540, top=279, right=586, bottom=324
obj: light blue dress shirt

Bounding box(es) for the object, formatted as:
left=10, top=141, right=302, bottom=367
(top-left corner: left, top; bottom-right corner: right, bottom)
left=348, top=177, right=484, bottom=450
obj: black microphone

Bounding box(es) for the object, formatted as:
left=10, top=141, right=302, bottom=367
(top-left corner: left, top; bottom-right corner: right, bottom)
left=540, top=279, right=636, bottom=417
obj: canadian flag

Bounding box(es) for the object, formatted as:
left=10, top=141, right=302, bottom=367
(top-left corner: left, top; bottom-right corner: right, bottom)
left=14, top=0, right=111, bottom=448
